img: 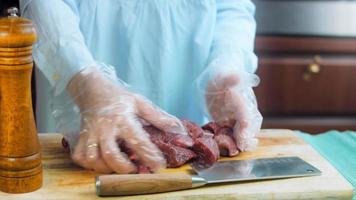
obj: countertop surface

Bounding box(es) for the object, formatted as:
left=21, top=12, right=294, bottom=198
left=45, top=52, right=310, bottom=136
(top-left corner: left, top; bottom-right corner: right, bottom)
left=0, top=129, right=353, bottom=200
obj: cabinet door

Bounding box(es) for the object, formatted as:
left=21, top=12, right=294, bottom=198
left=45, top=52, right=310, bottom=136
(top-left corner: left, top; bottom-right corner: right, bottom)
left=255, top=55, right=356, bottom=116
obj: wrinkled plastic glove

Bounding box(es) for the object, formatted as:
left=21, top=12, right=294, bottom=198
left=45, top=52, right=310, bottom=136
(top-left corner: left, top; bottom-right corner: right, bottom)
left=198, top=56, right=263, bottom=152
left=66, top=66, right=187, bottom=174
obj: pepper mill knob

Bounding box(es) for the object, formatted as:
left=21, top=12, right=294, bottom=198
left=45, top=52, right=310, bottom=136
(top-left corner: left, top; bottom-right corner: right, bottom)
left=7, top=7, right=19, bottom=17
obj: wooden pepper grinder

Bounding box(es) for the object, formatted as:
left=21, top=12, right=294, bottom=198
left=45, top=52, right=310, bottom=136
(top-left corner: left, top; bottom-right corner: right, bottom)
left=0, top=7, right=42, bottom=193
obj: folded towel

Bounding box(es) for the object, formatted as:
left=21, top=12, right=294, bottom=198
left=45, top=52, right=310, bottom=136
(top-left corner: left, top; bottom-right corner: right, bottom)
left=298, top=131, right=356, bottom=200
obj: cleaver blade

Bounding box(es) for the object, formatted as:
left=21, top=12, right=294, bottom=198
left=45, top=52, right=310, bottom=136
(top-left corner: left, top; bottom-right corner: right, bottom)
left=96, top=156, right=321, bottom=196
left=191, top=156, right=321, bottom=186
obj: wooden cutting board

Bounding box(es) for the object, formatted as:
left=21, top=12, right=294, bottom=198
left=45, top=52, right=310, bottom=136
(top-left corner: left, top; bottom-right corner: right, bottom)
left=0, top=129, right=353, bottom=200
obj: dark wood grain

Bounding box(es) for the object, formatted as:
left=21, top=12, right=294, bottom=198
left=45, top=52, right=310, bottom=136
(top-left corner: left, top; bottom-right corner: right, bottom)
left=255, top=55, right=356, bottom=115
left=255, top=35, right=356, bottom=133
left=262, top=117, right=356, bottom=134
left=256, top=36, right=356, bottom=54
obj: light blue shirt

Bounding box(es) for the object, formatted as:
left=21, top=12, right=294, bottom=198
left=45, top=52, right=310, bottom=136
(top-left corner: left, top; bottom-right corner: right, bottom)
left=20, top=0, right=257, bottom=133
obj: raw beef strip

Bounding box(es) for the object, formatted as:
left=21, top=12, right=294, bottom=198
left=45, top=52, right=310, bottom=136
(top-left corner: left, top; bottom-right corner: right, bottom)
left=203, top=122, right=239, bottom=157
left=202, top=122, right=221, bottom=135
left=192, top=132, right=220, bottom=169
left=154, top=140, right=197, bottom=168
left=144, top=126, right=197, bottom=167
left=143, top=126, right=164, bottom=144
left=216, top=127, right=240, bottom=156
left=182, top=119, right=204, bottom=139
left=164, top=133, right=194, bottom=148
left=143, top=126, right=193, bottom=148
left=182, top=121, right=220, bottom=168
left=110, top=126, right=195, bottom=170
left=62, top=120, right=242, bottom=173
left=203, top=121, right=238, bottom=133
left=214, top=131, right=239, bottom=156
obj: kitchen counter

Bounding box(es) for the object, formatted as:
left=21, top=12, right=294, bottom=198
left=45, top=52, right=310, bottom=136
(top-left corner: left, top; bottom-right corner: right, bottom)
left=0, top=130, right=353, bottom=200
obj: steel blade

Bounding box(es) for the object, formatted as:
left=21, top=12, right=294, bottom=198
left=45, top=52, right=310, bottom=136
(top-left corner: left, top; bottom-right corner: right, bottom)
left=193, top=157, right=321, bottom=184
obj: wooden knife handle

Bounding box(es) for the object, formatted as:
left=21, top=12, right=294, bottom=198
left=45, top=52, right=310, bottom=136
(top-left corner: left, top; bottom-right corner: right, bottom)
left=96, top=173, right=193, bottom=196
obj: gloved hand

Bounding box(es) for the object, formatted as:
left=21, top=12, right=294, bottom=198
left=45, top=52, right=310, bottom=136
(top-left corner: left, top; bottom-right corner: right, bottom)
left=198, top=55, right=263, bottom=152
left=66, top=66, right=187, bottom=174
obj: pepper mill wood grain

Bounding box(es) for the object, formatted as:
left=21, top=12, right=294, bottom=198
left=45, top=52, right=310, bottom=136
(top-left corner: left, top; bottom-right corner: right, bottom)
left=0, top=7, right=42, bottom=193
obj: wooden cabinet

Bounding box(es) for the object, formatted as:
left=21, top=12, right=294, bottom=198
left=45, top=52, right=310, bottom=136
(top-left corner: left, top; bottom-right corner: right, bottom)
left=255, top=36, right=356, bottom=133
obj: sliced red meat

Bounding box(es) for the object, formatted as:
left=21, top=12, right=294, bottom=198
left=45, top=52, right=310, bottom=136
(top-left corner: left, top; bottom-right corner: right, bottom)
left=214, top=134, right=239, bottom=157
left=62, top=120, right=243, bottom=173
left=144, top=125, right=193, bottom=148
left=216, top=127, right=240, bottom=155
left=182, top=119, right=204, bottom=139
left=164, top=133, right=194, bottom=148
left=114, top=126, right=196, bottom=170
left=202, top=122, right=221, bottom=134
left=143, top=126, right=164, bottom=144
left=143, top=125, right=197, bottom=168
left=192, top=132, right=220, bottom=169
left=154, top=141, right=197, bottom=168
left=202, top=122, right=240, bottom=157
left=202, top=121, right=237, bottom=133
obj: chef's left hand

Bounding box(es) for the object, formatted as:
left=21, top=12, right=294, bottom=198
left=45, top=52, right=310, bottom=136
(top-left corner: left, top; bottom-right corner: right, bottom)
left=205, top=72, right=263, bottom=152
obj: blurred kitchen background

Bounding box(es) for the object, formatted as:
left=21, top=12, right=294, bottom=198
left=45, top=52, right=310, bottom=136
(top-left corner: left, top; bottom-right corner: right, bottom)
left=1, top=0, right=356, bottom=134
left=252, top=0, right=356, bottom=133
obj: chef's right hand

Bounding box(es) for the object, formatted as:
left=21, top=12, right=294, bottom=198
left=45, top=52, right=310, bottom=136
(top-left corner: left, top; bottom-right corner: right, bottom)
left=66, top=67, right=187, bottom=174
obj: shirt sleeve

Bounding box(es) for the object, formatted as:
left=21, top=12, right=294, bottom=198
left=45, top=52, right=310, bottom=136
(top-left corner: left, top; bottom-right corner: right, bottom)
left=210, top=0, right=258, bottom=73
left=20, top=0, right=97, bottom=96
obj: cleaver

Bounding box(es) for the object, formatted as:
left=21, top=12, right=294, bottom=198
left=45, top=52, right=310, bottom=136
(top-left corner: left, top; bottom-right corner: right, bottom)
left=95, top=156, right=321, bottom=196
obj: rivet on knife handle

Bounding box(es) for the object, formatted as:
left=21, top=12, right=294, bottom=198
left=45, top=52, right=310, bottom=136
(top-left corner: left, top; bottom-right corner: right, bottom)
left=96, top=173, right=206, bottom=196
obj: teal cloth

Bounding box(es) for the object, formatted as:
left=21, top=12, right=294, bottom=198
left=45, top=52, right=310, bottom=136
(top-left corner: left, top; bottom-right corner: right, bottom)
left=298, top=131, right=356, bottom=200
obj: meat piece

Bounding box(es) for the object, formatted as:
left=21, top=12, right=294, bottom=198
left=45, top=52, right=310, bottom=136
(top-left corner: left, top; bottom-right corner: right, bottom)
left=144, top=125, right=197, bottom=167
left=143, top=126, right=164, bottom=144
left=202, top=121, right=237, bottom=133
left=155, top=141, right=197, bottom=168
left=62, top=120, right=244, bottom=173
left=214, top=135, right=239, bottom=157
left=164, top=133, right=194, bottom=148
left=192, top=132, right=220, bottom=169
left=216, top=127, right=240, bottom=156
left=144, top=125, right=193, bottom=148
left=182, top=119, right=204, bottom=139
left=183, top=121, right=221, bottom=168
left=202, top=122, right=221, bottom=135
left=119, top=122, right=237, bottom=169
left=203, top=122, right=239, bottom=157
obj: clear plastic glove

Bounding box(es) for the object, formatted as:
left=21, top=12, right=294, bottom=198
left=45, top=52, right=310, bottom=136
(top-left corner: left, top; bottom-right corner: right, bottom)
left=197, top=55, right=263, bottom=152
left=66, top=66, right=187, bottom=174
